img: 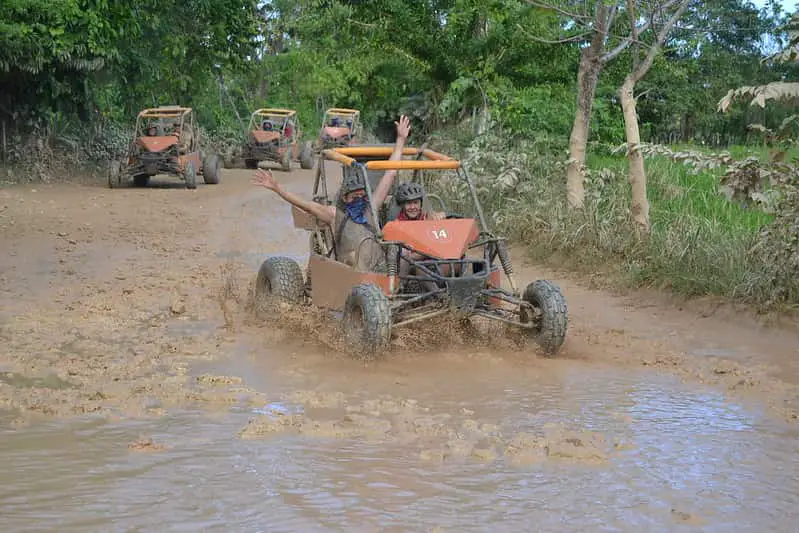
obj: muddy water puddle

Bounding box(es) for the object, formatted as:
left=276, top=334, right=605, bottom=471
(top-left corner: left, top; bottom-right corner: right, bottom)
left=3, top=172, right=799, bottom=530
left=2, top=336, right=798, bottom=532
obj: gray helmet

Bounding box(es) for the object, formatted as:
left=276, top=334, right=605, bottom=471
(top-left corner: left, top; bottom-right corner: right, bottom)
left=395, top=181, right=424, bottom=204
left=340, top=167, right=367, bottom=196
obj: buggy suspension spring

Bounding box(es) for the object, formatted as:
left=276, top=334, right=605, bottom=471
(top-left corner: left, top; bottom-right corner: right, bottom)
left=386, top=244, right=399, bottom=277
left=497, top=240, right=513, bottom=276
left=386, top=244, right=399, bottom=293
left=497, top=240, right=519, bottom=295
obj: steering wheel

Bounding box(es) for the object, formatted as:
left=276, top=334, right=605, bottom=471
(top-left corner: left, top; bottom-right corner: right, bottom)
left=445, top=212, right=464, bottom=219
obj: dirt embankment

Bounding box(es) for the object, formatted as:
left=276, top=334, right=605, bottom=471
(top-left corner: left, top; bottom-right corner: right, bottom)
left=1, top=168, right=798, bottom=428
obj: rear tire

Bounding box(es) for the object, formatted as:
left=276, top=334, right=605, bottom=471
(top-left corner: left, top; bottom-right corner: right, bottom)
left=299, top=141, right=314, bottom=169
left=184, top=161, right=197, bottom=189
left=108, top=160, right=123, bottom=188
left=521, top=280, right=567, bottom=356
left=245, top=159, right=259, bottom=169
left=342, top=283, right=392, bottom=359
left=202, top=154, right=221, bottom=184
left=280, top=149, right=291, bottom=171
left=133, top=174, right=150, bottom=187
left=254, top=256, right=305, bottom=316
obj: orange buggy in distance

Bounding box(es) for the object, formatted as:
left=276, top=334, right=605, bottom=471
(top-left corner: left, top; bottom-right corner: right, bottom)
left=253, top=146, right=568, bottom=358
left=230, top=108, right=314, bottom=172
left=108, top=105, right=221, bottom=189
left=315, top=108, right=362, bottom=151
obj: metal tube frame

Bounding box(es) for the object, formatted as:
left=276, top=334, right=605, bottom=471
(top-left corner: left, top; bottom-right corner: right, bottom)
left=374, top=238, right=535, bottom=329
left=307, top=145, right=532, bottom=330
left=126, top=111, right=188, bottom=176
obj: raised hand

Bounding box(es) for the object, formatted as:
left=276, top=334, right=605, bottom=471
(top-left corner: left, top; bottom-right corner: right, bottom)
left=395, top=115, right=411, bottom=141
left=250, top=168, right=279, bottom=191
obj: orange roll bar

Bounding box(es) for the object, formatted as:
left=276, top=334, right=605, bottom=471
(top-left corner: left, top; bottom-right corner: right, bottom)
left=421, top=148, right=453, bottom=161
left=331, top=147, right=454, bottom=161
left=322, top=149, right=357, bottom=166
left=364, top=160, right=460, bottom=170
left=333, top=147, right=420, bottom=157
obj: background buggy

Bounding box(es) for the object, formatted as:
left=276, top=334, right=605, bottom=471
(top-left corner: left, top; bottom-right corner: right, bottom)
left=108, top=105, right=221, bottom=189
left=315, top=108, right=362, bottom=151
left=226, top=108, right=314, bottom=171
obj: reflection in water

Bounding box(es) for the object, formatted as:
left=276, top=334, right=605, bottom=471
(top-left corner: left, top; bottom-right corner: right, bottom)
left=0, top=362, right=797, bottom=533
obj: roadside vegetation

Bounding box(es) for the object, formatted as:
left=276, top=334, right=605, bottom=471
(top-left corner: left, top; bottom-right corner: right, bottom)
left=2, top=0, right=798, bottom=311
left=430, top=133, right=786, bottom=307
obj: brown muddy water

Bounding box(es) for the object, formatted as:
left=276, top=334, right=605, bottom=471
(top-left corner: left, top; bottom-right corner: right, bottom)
left=1, top=166, right=799, bottom=531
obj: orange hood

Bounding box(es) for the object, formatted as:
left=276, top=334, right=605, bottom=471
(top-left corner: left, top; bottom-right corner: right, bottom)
left=323, top=126, right=351, bottom=138
left=382, top=218, right=479, bottom=259
left=250, top=130, right=281, bottom=143
left=137, top=136, right=177, bottom=152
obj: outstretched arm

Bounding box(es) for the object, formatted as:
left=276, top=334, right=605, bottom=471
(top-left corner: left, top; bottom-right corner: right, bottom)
left=372, top=115, right=411, bottom=209
left=251, top=169, right=335, bottom=226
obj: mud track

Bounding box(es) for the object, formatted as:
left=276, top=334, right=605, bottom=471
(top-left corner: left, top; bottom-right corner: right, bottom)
left=1, top=164, right=798, bottom=530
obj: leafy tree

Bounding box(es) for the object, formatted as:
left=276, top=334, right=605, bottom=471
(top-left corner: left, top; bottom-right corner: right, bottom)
left=0, top=0, right=128, bottom=120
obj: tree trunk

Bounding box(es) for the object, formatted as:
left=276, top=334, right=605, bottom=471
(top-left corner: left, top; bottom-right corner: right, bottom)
left=616, top=0, right=690, bottom=237
left=476, top=103, right=490, bottom=136
left=566, top=2, right=611, bottom=209
left=619, top=76, right=649, bottom=237
left=566, top=47, right=602, bottom=209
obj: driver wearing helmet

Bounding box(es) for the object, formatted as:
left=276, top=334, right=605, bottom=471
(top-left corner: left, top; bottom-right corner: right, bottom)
left=387, top=181, right=448, bottom=286
left=392, top=181, right=445, bottom=221
left=251, top=115, right=412, bottom=273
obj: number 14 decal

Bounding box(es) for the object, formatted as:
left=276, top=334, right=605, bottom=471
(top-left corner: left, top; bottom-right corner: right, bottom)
left=430, top=228, right=449, bottom=240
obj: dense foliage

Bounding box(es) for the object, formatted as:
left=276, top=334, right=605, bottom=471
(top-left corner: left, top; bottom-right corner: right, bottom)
left=0, top=0, right=793, bottom=146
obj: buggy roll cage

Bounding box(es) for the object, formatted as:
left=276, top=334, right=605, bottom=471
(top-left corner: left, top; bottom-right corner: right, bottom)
left=135, top=106, right=193, bottom=136
left=312, top=146, right=490, bottom=238
left=130, top=105, right=197, bottom=156
left=309, top=146, right=519, bottom=297
left=321, top=108, right=362, bottom=136
left=323, top=108, right=360, bottom=120
left=137, top=106, right=193, bottom=119
left=247, top=108, right=297, bottom=135
left=252, top=108, right=296, bottom=116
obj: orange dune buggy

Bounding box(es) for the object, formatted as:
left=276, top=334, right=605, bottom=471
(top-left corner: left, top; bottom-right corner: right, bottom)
left=315, top=108, right=362, bottom=150
left=253, top=146, right=568, bottom=357
left=228, top=108, right=314, bottom=171
left=108, top=105, right=221, bottom=189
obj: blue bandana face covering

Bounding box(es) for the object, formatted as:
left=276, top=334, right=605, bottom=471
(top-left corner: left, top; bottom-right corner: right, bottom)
left=344, top=196, right=368, bottom=224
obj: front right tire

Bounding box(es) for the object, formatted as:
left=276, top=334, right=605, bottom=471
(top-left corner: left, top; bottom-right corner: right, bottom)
left=183, top=161, right=197, bottom=189
left=299, top=141, right=314, bottom=170
left=202, top=154, right=221, bottom=184
left=108, top=160, right=123, bottom=188
left=521, top=280, right=568, bottom=356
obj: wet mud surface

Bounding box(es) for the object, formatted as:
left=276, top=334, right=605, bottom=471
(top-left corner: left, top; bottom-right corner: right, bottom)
left=1, top=165, right=799, bottom=531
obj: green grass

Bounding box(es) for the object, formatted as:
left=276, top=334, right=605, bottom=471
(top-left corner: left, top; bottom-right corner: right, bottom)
left=588, top=153, right=772, bottom=232
left=436, top=139, right=796, bottom=310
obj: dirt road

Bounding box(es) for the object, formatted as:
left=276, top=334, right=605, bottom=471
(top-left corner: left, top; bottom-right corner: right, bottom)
left=1, top=164, right=798, bottom=531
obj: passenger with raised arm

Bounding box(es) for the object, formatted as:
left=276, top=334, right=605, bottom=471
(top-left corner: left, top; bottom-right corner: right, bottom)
left=251, top=116, right=412, bottom=272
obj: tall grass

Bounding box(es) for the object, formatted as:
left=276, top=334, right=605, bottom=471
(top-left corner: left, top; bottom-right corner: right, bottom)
left=428, top=133, right=794, bottom=309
